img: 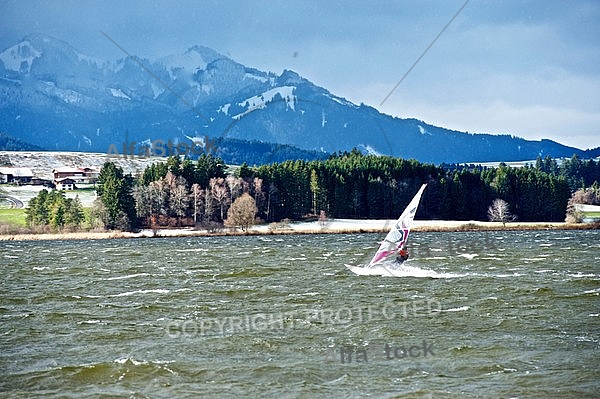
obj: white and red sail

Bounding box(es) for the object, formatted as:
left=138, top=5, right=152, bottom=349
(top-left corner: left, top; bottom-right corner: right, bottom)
left=367, top=184, right=427, bottom=267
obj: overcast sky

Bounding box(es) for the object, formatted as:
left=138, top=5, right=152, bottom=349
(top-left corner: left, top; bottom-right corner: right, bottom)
left=1, top=0, right=599, bottom=150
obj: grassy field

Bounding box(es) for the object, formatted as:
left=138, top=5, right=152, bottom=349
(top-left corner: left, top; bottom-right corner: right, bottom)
left=0, top=208, right=98, bottom=231
left=0, top=208, right=26, bottom=227
left=0, top=185, right=98, bottom=207
left=581, top=211, right=600, bottom=222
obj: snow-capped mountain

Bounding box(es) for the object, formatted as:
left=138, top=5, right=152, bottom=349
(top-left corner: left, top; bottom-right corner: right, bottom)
left=0, top=34, right=594, bottom=164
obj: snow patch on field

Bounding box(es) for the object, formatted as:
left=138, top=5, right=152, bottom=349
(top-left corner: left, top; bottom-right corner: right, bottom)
left=109, top=88, right=131, bottom=100
left=233, top=86, right=296, bottom=120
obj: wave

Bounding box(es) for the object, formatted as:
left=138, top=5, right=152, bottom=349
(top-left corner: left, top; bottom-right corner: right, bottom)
left=111, top=289, right=170, bottom=297
left=347, top=262, right=467, bottom=278
left=393, top=264, right=467, bottom=278
left=443, top=306, right=470, bottom=312
left=104, top=273, right=150, bottom=281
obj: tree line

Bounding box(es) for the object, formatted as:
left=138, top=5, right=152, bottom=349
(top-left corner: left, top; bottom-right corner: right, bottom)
left=25, top=190, right=85, bottom=230
left=532, top=154, right=600, bottom=191
left=25, top=151, right=600, bottom=232
left=93, top=154, right=263, bottom=231
left=251, top=150, right=586, bottom=223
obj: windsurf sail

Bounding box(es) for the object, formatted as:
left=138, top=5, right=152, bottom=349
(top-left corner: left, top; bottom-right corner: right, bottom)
left=367, top=184, right=427, bottom=267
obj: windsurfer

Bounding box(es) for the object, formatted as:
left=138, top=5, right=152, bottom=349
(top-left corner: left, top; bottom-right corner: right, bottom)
left=396, top=248, right=409, bottom=264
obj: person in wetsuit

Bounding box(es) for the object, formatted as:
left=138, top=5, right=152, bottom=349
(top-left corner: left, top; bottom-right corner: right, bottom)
left=396, top=248, right=409, bottom=264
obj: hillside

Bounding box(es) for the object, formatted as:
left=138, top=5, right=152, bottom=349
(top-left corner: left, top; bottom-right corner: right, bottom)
left=0, top=132, right=43, bottom=151
left=0, top=151, right=160, bottom=181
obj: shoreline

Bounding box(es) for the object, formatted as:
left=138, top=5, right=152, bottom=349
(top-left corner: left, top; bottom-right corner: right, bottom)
left=0, top=220, right=597, bottom=242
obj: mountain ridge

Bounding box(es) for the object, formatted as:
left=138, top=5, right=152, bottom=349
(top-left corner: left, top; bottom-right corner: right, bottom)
left=1, top=34, right=597, bottom=164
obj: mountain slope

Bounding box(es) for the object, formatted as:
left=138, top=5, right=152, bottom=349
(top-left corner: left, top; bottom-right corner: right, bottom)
left=0, top=34, right=595, bottom=164
left=0, top=132, right=43, bottom=151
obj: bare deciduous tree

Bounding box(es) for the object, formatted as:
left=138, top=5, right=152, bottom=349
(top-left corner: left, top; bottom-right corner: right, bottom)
left=488, top=198, right=517, bottom=226
left=158, top=172, right=189, bottom=225
left=565, top=186, right=600, bottom=223
left=133, top=185, right=152, bottom=220
left=191, top=183, right=203, bottom=225
left=226, top=175, right=243, bottom=201
left=210, top=177, right=230, bottom=221
left=203, top=187, right=215, bottom=223
left=252, top=177, right=266, bottom=216
left=266, top=182, right=278, bottom=221
left=318, top=210, right=328, bottom=229
left=170, top=181, right=189, bottom=224
left=225, top=193, right=258, bottom=232
left=150, top=180, right=168, bottom=217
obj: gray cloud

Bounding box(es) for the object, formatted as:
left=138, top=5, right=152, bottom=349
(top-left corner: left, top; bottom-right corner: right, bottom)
left=1, top=0, right=598, bottom=149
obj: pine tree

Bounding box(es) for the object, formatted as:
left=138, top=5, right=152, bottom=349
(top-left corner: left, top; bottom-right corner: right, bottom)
left=50, top=201, right=66, bottom=229
left=310, top=169, right=319, bottom=216
left=95, top=162, right=137, bottom=231
left=26, top=189, right=51, bottom=226
left=65, top=195, right=85, bottom=228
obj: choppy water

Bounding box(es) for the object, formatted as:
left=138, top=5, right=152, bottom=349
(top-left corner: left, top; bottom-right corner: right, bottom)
left=1, top=230, right=599, bottom=398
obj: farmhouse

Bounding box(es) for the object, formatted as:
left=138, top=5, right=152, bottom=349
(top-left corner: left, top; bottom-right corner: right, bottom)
left=30, top=177, right=53, bottom=186
left=0, top=167, right=34, bottom=184
left=55, top=177, right=77, bottom=191
left=52, top=167, right=98, bottom=185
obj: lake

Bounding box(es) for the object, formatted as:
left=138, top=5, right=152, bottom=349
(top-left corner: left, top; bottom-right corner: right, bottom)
left=1, top=230, right=599, bottom=398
